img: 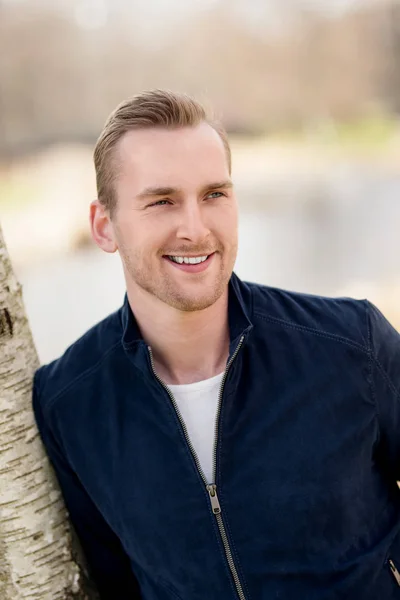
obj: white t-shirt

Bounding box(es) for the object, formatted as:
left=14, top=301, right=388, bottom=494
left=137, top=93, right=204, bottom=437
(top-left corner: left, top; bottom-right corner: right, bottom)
left=167, top=372, right=224, bottom=484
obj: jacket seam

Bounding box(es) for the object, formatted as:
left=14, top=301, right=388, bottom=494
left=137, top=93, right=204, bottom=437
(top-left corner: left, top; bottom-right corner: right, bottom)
left=156, top=578, right=184, bottom=600
left=44, top=340, right=122, bottom=416
left=373, top=359, right=400, bottom=403
left=365, top=300, right=381, bottom=447
left=254, top=310, right=369, bottom=353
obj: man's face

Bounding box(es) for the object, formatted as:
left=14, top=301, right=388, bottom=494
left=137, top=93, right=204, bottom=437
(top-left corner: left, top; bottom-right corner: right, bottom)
left=110, top=123, right=238, bottom=312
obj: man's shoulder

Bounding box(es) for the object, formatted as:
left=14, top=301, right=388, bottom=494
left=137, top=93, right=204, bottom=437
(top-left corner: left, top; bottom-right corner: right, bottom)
left=33, top=305, right=123, bottom=414
left=246, top=279, right=370, bottom=350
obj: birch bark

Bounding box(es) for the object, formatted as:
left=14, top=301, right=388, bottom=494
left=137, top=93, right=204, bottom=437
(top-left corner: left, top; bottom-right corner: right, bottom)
left=0, top=224, right=97, bottom=599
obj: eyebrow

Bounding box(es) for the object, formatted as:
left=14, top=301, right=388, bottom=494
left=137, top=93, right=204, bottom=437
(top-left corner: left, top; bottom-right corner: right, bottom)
left=136, top=180, right=233, bottom=200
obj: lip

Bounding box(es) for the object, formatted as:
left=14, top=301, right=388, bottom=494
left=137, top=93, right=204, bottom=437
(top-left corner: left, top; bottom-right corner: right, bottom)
left=163, top=252, right=215, bottom=273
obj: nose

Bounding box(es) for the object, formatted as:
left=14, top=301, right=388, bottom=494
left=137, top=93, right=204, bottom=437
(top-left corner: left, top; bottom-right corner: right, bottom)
left=175, top=200, right=210, bottom=244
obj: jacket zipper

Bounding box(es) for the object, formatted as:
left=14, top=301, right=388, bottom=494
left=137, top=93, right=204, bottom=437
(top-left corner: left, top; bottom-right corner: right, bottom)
left=148, top=335, right=247, bottom=600
left=389, top=558, right=400, bottom=586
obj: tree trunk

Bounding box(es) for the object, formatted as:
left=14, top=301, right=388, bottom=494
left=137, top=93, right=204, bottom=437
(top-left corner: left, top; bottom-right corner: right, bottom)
left=0, top=224, right=97, bottom=599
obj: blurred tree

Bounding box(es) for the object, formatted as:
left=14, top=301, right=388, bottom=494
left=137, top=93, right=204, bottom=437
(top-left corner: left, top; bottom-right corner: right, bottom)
left=384, top=1, right=400, bottom=114
left=0, top=0, right=398, bottom=155
left=0, top=224, right=97, bottom=599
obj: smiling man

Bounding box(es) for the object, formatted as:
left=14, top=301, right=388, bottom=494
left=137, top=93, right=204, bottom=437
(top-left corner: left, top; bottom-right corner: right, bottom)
left=33, top=90, right=400, bottom=600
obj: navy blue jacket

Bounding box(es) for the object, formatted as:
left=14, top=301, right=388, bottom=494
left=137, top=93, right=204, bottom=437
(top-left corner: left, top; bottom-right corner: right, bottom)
left=32, top=273, right=400, bottom=599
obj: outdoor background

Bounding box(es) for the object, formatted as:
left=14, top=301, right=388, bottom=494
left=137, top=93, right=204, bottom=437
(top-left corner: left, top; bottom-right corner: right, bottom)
left=1, top=0, right=400, bottom=364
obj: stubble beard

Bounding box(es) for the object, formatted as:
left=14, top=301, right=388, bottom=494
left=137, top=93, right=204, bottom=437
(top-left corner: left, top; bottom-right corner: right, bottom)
left=121, top=247, right=236, bottom=312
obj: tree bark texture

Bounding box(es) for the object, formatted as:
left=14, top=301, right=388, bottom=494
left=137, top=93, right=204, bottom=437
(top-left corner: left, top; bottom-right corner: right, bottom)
left=0, top=224, right=97, bottom=599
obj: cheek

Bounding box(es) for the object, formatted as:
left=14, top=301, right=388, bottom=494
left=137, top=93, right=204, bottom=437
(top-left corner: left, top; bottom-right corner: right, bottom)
left=215, top=204, right=238, bottom=241
left=117, top=216, right=157, bottom=249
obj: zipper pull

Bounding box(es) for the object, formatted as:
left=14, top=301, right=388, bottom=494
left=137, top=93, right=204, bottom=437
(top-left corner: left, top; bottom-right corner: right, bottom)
left=206, top=484, right=221, bottom=515
left=389, top=559, right=400, bottom=586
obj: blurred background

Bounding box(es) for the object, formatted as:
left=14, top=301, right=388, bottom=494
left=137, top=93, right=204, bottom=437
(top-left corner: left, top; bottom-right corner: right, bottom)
left=1, top=0, right=400, bottom=363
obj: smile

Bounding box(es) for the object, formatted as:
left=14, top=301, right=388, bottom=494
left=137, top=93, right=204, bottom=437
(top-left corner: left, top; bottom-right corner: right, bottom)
left=168, top=255, right=209, bottom=265
left=163, top=253, right=215, bottom=272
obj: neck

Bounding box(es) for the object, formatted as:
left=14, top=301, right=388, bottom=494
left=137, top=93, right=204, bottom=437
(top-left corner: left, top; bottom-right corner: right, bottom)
left=126, top=285, right=230, bottom=385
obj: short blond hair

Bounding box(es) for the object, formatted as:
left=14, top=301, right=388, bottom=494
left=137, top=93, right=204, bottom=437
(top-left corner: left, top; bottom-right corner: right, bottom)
left=93, top=89, right=231, bottom=216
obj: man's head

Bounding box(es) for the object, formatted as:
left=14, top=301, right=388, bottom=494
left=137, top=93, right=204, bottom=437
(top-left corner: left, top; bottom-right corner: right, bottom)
left=90, top=89, right=238, bottom=312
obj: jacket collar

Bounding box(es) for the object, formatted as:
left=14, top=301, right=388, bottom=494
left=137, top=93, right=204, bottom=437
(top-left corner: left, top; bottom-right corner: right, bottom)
left=120, top=271, right=253, bottom=356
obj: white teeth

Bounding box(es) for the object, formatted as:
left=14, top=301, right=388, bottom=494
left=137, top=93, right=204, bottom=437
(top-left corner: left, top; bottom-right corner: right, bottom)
left=169, top=255, right=209, bottom=265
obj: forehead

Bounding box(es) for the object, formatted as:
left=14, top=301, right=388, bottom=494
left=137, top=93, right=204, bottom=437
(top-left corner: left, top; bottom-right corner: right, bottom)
left=115, top=123, right=230, bottom=191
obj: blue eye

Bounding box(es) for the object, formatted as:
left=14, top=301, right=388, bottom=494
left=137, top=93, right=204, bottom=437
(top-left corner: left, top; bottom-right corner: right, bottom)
left=207, top=191, right=224, bottom=199
left=149, top=199, right=170, bottom=207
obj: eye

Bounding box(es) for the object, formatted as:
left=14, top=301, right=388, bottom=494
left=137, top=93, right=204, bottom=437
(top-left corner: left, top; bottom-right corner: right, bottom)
left=206, top=191, right=225, bottom=199
left=148, top=199, right=171, bottom=207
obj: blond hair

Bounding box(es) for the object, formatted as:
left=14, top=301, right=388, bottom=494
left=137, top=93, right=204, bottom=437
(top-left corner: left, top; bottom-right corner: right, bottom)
left=93, top=89, right=231, bottom=216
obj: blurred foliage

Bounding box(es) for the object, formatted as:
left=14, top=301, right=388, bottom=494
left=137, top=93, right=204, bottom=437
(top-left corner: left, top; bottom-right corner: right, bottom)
left=0, top=0, right=399, bottom=158
left=326, top=115, right=398, bottom=146
left=0, top=178, right=33, bottom=209
left=270, top=114, right=399, bottom=147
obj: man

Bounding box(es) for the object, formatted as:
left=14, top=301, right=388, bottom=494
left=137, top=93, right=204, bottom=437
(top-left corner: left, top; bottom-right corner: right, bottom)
left=33, top=89, right=400, bottom=599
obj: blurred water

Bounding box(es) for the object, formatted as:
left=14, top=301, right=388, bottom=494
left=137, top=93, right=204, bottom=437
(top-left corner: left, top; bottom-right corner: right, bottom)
left=17, top=168, right=400, bottom=364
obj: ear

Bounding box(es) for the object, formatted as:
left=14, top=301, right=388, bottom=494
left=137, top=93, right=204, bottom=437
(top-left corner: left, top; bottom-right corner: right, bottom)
left=89, top=200, right=118, bottom=253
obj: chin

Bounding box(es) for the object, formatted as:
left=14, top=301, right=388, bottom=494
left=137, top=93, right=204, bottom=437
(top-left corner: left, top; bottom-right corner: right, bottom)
left=167, top=287, right=225, bottom=312
left=177, top=299, right=216, bottom=312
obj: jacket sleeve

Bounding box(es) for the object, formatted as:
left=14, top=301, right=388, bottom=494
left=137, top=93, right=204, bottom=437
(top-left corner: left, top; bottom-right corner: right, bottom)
left=32, top=371, right=142, bottom=600
left=367, top=300, right=400, bottom=481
